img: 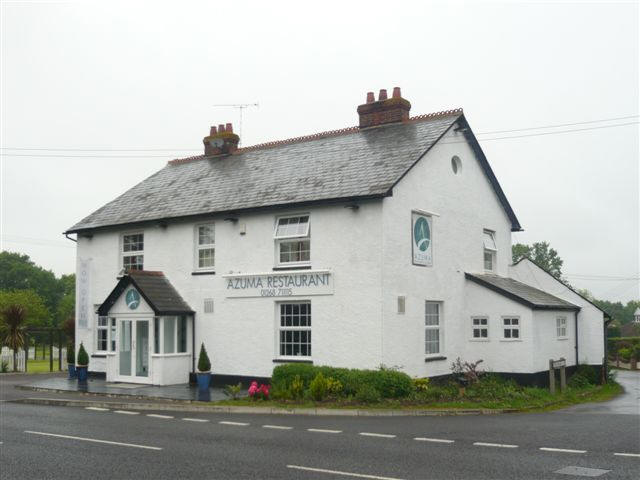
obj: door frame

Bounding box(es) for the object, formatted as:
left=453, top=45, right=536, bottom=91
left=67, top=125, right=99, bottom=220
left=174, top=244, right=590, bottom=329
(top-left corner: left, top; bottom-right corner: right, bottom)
left=115, top=317, right=153, bottom=384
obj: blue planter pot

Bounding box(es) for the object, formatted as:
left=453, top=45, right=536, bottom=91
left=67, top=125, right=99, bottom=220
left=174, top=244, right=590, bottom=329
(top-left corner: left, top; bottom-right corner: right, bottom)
left=68, top=364, right=77, bottom=379
left=76, top=366, right=88, bottom=383
left=196, top=372, right=211, bottom=391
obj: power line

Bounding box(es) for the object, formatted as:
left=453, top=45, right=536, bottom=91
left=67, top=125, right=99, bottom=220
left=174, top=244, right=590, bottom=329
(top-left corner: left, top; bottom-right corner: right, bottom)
left=1, top=114, right=637, bottom=155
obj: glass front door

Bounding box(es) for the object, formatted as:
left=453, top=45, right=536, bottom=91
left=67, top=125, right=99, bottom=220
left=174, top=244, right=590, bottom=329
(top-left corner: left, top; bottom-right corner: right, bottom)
left=118, top=319, right=150, bottom=381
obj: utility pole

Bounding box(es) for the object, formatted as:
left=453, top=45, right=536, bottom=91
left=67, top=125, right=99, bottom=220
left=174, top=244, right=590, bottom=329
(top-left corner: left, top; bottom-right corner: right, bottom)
left=211, top=103, right=259, bottom=143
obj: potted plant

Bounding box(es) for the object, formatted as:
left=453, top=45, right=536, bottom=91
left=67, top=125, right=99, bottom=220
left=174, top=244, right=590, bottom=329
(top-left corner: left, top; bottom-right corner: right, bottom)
left=67, top=344, right=76, bottom=379
left=76, top=342, right=89, bottom=384
left=196, top=343, right=212, bottom=392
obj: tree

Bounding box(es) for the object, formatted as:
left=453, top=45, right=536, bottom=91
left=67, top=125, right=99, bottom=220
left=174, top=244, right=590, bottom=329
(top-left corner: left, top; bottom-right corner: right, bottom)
left=55, top=275, right=75, bottom=327
left=0, top=290, right=50, bottom=327
left=1, top=305, right=27, bottom=371
left=512, top=241, right=564, bottom=279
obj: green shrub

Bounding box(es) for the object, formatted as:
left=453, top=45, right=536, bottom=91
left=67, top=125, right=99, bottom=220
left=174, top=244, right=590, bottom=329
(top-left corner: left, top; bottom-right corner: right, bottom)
left=413, top=377, right=430, bottom=392
left=466, top=374, right=524, bottom=401
left=66, top=344, right=75, bottom=365
left=1, top=360, right=8, bottom=373
left=197, top=343, right=211, bottom=372
left=568, top=373, right=591, bottom=389
left=309, top=373, right=329, bottom=401
left=76, top=343, right=89, bottom=366
left=223, top=382, right=243, bottom=400
left=574, top=365, right=599, bottom=385
left=355, top=384, right=381, bottom=404
left=271, top=363, right=317, bottom=391
left=326, top=377, right=343, bottom=397
left=619, top=348, right=632, bottom=362
left=289, top=374, right=305, bottom=400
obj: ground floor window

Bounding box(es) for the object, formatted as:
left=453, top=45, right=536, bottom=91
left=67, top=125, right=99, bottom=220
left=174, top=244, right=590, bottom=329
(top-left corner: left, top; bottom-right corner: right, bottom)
left=502, top=317, right=520, bottom=339
left=154, top=316, right=188, bottom=354
left=472, top=317, right=489, bottom=339
left=425, top=302, right=442, bottom=355
left=97, top=316, right=116, bottom=352
left=279, top=302, right=311, bottom=357
left=556, top=316, right=567, bottom=339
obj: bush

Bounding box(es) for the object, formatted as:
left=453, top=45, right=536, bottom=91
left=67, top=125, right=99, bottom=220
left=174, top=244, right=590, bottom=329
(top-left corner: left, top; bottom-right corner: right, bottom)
left=355, top=384, right=381, bottom=404
left=1, top=360, right=8, bottom=373
left=271, top=364, right=413, bottom=399
left=466, top=374, right=524, bottom=401
left=66, top=344, right=75, bottom=364
left=574, top=365, right=599, bottom=385
left=223, top=382, right=242, bottom=400
left=197, top=343, right=211, bottom=372
left=568, top=374, right=591, bottom=389
left=619, top=348, right=632, bottom=362
left=413, top=377, right=430, bottom=392
left=289, top=374, right=305, bottom=400
left=76, top=343, right=89, bottom=366
left=309, top=373, right=328, bottom=401
left=326, top=377, right=343, bottom=397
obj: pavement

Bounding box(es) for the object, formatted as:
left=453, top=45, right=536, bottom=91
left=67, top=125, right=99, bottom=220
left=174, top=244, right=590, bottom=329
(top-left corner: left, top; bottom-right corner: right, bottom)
left=1, top=371, right=639, bottom=479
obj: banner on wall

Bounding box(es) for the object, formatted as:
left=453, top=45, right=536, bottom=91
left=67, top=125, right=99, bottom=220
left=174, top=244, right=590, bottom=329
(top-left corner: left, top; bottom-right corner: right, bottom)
left=412, top=211, right=433, bottom=266
left=77, top=258, right=91, bottom=328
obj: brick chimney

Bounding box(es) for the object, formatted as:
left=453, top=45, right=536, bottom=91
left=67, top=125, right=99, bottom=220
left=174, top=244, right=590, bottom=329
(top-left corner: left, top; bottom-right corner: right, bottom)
left=203, top=123, right=240, bottom=156
left=357, top=87, right=411, bottom=128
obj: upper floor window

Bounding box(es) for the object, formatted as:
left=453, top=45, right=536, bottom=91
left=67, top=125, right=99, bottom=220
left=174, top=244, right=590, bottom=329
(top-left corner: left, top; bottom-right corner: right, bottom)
left=195, top=224, right=215, bottom=271
left=483, top=230, right=497, bottom=272
left=122, top=233, right=144, bottom=271
left=274, top=215, right=310, bottom=266
left=556, top=316, right=567, bottom=339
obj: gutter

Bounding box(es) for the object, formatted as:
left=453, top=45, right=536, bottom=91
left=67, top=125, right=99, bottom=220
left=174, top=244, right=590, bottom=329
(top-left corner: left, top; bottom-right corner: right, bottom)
left=574, top=311, right=579, bottom=367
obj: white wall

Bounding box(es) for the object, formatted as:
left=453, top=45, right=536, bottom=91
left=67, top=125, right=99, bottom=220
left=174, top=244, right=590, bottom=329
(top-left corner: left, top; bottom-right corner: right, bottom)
left=510, top=259, right=605, bottom=365
left=380, top=126, right=516, bottom=377
left=531, top=310, right=577, bottom=371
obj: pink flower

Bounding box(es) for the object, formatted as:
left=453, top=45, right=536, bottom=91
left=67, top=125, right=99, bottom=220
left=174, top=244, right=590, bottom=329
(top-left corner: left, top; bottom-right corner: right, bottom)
left=248, top=381, right=258, bottom=397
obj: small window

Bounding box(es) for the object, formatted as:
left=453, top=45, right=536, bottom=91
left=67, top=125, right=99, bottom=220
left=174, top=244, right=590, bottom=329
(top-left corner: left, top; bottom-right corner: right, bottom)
left=503, top=317, right=520, bottom=339
left=483, top=230, right=496, bottom=272
left=278, top=302, right=311, bottom=357
left=275, top=215, right=310, bottom=266
left=397, top=296, right=406, bottom=314
left=109, top=318, right=116, bottom=352
left=451, top=155, right=462, bottom=174
left=177, top=317, right=187, bottom=353
left=195, top=224, right=215, bottom=270
left=122, top=233, right=144, bottom=271
left=472, top=317, right=489, bottom=339
left=96, top=316, right=108, bottom=351
left=154, top=318, right=160, bottom=354
left=204, top=298, right=214, bottom=314
left=556, top=316, right=567, bottom=339
left=425, top=302, right=442, bottom=355
left=163, top=316, right=176, bottom=354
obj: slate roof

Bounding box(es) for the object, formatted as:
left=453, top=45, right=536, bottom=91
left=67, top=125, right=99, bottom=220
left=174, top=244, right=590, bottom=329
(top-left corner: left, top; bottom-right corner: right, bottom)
left=465, top=273, right=580, bottom=311
left=66, top=110, right=521, bottom=233
left=97, top=271, right=194, bottom=316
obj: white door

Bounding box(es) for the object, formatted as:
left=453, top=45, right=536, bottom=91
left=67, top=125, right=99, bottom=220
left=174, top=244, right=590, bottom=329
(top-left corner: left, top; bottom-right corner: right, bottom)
left=117, top=319, right=151, bottom=383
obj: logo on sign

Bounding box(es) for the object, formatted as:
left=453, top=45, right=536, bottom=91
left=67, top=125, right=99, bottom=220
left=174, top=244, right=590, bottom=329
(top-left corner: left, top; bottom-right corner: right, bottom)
left=412, top=211, right=433, bottom=266
left=413, top=216, right=431, bottom=252
left=125, top=289, right=140, bottom=310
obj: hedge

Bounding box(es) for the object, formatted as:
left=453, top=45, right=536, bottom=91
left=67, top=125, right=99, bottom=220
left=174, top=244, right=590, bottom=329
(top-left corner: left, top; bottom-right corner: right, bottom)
left=271, top=364, right=413, bottom=399
left=607, top=337, right=640, bottom=354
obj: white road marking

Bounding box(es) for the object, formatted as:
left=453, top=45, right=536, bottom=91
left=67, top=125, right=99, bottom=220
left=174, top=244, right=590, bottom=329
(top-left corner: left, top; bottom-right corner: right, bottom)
left=540, top=447, right=586, bottom=454
left=307, top=428, right=342, bottom=434
left=24, top=431, right=161, bottom=451
left=359, top=432, right=397, bottom=439
left=182, top=418, right=209, bottom=423
left=414, top=437, right=455, bottom=444
left=114, top=410, right=139, bottom=415
left=219, top=421, right=249, bottom=426
left=85, top=407, right=109, bottom=411
left=287, top=465, right=405, bottom=480
left=146, top=414, right=174, bottom=419
left=614, top=452, right=640, bottom=458
left=262, top=424, right=293, bottom=430
left=473, top=442, right=518, bottom=449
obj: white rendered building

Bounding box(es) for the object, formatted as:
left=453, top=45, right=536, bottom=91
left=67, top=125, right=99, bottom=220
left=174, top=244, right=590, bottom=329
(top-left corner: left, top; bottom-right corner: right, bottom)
left=67, top=88, right=608, bottom=385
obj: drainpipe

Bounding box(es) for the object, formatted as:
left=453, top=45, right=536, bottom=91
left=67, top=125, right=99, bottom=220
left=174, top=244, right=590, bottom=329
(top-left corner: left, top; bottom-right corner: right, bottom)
left=64, top=233, right=77, bottom=243
left=191, top=315, right=196, bottom=375
left=574, top=311, right=579, bottom=367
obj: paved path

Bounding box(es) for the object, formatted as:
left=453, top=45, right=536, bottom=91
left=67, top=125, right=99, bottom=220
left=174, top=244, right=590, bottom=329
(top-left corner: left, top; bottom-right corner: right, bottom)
left=562, top=370, right=640, bottom=415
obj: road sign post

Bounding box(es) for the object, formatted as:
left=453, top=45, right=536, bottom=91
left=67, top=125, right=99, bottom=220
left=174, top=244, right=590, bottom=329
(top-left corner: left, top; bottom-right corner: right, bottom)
left=549, top=358, right=566, bottom=394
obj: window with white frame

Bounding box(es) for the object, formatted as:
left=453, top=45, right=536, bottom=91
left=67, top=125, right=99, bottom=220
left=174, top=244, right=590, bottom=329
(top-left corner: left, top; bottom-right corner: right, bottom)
left=483, top=230, right=497, bottom=272
left=502, top=317, right=520, bottom=339
left=472, top=317, right=489, bottom=339
left=278, top=302, right=311, bottom=357
left=154, top=316, right=188, bottom=354
left=195, top=224, right=215, bottom=270
left=425, top=302, right=442, bottom=355
left=556, top=316, right=567, bottom=339
left=96, top=316, right=116, bottom=352
left=274, top=215, right=310, bottom=265
left=122, top=233, right=144, bottom=271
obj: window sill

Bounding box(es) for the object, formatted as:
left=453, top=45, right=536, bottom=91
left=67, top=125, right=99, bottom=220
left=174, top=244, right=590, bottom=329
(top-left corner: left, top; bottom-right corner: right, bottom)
left=151, top=353, right=191, bottom=358
left=499, top=339, right=522, bottom=342
left=557, top=337, right=569, bottom=341
left=91, top=354, right=107, bottom=358
left=192, top=270, right=216, bottom=276
left=424, top=356, right=447, bottom=363
left=273, top=265, right=312, bottom=271
left=469, top=339, right=490, bottom=342
left=272, top=358, right=313, bottom=364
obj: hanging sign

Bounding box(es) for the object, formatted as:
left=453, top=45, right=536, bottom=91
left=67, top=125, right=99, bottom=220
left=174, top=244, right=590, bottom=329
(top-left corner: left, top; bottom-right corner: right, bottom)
left=223, top=270, right=333, bottom=298
left=412, top=211, right=433, bottom=266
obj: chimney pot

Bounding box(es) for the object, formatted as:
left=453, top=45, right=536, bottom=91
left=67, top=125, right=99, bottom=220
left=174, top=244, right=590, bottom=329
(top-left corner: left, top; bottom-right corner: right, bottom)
left=210, top=126, right=217, bottom=135
left=226, top=123, right=233, bottom=133
left=356, top=86, right=411, bottom=129
left=392, top=87, right=401, bottom=99
left=366, top=92, right=375, bottom=103
left=378, top=89, right=388, bottom=101
left=218, top=124, right=225, bottom=133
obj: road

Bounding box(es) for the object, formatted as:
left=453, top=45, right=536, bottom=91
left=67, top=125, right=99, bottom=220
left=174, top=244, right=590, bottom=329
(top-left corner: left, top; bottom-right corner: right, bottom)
left=1, top=372, right=639, bottom=480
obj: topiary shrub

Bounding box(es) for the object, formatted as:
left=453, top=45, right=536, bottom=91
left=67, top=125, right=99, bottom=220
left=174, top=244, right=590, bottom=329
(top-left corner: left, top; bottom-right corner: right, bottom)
left=76, top=343, right=89, bottom=366
left=309, top=372, right=328, bottom=401
left=197, top=343, right=211, bottom=372
left=66, top=344, right=75, bottom=365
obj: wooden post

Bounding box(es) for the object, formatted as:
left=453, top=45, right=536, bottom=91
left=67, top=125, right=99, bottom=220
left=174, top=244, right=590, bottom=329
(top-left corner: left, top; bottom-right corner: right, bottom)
left=24, top=333, right=28, bottom=373
left=549, top=359, right=556, bottom=394
left=559, top=362, right=566, bottom=393
left=58, top=331, right=63, bottom=371
left=49, top=330, right=53, bottom=372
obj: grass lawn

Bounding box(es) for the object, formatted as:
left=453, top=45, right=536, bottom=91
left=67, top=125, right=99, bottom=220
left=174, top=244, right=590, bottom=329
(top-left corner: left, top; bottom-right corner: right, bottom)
left=25, top=357, right=64, bottom=373
left=210, top=382, right=622, bottom=412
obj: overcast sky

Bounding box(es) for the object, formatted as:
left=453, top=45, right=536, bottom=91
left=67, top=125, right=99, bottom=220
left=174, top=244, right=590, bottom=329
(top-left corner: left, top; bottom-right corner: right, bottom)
left=1, top=0, right=638, bottom=303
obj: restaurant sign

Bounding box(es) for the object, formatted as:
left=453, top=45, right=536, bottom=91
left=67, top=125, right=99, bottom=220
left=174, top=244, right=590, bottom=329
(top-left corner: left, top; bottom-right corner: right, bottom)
left=223, top=270, right=333, bottom=298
